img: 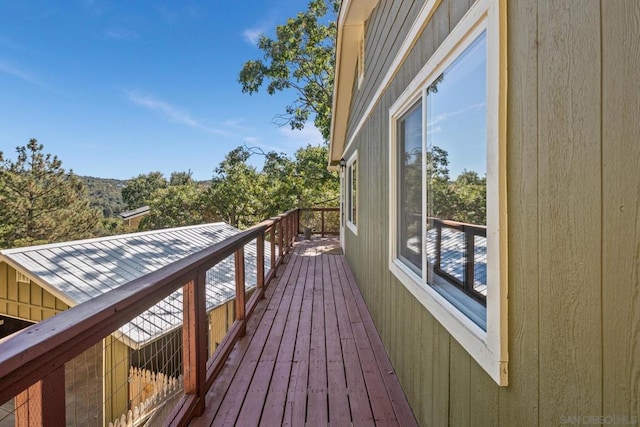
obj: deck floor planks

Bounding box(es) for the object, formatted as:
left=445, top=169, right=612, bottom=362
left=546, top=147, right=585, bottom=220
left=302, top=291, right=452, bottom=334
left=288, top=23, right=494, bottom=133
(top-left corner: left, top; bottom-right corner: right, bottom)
left=235, top=250, right=306, bottom=426
left=339, top=255, right=419, bottom=426
left=282, top=247, right=316, bottom=426
left=192, top=245, right=301, bottom=426
left=328, top=253, right=375, bottom=424
left=189, top=238, right=417, bottom=426
left=323, top=253, right=351, bottom=424
left=334, top=253, right=398, bottom=424
left=259, top=255, right=310, bottom=425
left=305, top=250, right=328, bottom=425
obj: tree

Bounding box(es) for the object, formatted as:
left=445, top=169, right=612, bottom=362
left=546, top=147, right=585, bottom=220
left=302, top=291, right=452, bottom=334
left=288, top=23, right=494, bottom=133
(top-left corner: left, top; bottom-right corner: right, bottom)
left=121, top=171, right=167, bottom=209
left=206, top=147, right=266, bottom=228
left=139, top=183, right=207, bottom=230
left=0, top=139, right=101, bottom=248
left=239, top=0, right=339, bottom=141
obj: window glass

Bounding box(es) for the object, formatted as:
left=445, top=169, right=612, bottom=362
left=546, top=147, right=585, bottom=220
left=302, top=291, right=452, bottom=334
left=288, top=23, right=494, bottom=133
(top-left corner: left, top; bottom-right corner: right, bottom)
left=425, top=31, right=487, bottom=306
left=351, top=160, right=357, bottom=225
left=398, top=102, right=423, bottom=272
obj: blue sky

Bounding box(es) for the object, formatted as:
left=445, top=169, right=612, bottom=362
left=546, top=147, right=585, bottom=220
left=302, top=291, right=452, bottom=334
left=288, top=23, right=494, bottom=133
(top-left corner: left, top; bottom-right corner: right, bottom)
left=0, top=0, right=324, bottom=181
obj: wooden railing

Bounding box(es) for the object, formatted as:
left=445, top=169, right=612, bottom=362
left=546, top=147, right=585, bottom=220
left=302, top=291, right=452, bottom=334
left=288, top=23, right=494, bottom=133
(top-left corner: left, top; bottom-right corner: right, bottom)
left=0, top=208, right=302, bottom=426
left=428, top=217, right=487, bottom=304
left=297, top=207, right=340, bottom=237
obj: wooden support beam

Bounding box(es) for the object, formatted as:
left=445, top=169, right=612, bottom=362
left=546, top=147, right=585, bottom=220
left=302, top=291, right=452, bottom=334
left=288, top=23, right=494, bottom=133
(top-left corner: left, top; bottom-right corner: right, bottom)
left=235, top=249, right=246, bottom=336
left=257, top=233, right=265, bottom=296
left=15, top=365, right=65, bottom=427
left=270, top=226, right=276, bottom=270
left=182, top=272, right=207, bottom=417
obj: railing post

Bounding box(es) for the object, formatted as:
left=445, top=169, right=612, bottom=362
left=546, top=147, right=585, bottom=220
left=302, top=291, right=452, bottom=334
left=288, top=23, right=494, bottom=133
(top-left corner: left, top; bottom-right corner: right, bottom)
left=257, top=232, right=265, bottom=296
left=278, top=219, right=284, bottom=260
left=321, top=209, right=325, bottom=237
left=15, top=365, right=65, bottom=427
left=464, top=227, right=476, bottom=294
left=235, top=248, right=246, bottom=336
left=183, top=271, right=207, bottom=416
left=270, top=226, right=276, bottom=269
left=435, top=220, right=442, bottom=270
left=296, top=208, right=300, bottom=236
left=283, top=215, right=289, bottom=253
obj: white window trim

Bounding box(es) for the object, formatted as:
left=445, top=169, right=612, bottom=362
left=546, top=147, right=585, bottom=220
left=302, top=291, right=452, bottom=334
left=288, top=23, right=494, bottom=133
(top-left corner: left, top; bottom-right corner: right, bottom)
left=346, top=150, right=358, bottom=235
left=388, top=0, right=508, bottom=386
left=357, top=33, right=365, bottom=89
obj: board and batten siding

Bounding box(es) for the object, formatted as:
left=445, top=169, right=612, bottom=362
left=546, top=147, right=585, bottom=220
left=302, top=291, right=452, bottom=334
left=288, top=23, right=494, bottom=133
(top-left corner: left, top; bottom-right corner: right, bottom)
left=0, top=262, right=68, bottom=322
left=341, top=0, right=640, bottom=425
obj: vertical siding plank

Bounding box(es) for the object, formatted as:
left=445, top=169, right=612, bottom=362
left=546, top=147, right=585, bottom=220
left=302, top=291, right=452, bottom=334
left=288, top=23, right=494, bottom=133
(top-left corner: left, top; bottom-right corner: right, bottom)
left=449, top=0, right=470, bottom=30
left=0, top=263, right=7, bottom=315
left=449, top=339, right=470, bottom=427
left=499, top=0, right=540, bottom=425
left=470, top=361, right=499, bottom=426
left=7, top=266, right=17, bottom=317
left=418, top=310, right=434, bottom=426
left=432, top=322, right=450, bottom=426
left=601, top=0, right=640, bottom=420
left=537, top=1, right=602, bottom=424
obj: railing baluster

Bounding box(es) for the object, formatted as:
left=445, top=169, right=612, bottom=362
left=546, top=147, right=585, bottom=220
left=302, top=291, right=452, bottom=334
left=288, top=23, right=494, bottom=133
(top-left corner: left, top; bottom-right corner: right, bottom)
left=321, top=209, right=325, bottom=237
left=15, top=365, right=65, bottom=427
left=234, top=248, right=246, bottom=336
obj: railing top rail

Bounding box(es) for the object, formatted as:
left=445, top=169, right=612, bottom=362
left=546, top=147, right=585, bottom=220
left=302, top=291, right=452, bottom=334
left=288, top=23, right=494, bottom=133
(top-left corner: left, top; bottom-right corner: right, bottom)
left=0, top=210, right=297, bottom=404
left=427, top=216, right=487, bottom=233
left=299, top=207, right=339, bottom=212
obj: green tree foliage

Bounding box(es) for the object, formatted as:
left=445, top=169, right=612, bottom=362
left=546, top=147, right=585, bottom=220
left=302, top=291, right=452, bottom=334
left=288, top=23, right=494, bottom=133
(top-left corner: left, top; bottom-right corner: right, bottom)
left=121, top=171, right=167, bottom=209
left=206, top=147, right=266, bottom=228
left=239, top=0, right=339, bottom=141
left=0, top=139, right=101, bottom=248
left=80, top=176, right=127, bottom=217
left=427, top=146, right=487, bottom=225
left=140, top=183, right=208, bottom=230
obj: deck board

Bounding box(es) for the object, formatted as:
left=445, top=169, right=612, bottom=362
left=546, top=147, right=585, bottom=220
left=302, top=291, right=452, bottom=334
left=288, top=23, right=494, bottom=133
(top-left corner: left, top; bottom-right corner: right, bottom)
left=189, top=238, right=418, bottom=426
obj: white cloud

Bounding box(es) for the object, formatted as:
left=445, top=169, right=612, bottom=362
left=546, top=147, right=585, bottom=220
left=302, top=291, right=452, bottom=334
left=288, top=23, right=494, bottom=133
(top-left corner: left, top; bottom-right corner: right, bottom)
left=243, top=28, right=264, bottom=45
left=278, top=124, right=324, bottom=147
left=126, top=90, right=230, bottom=136
left=105, top=27, right=139, bottom=40
left=243, top=136, right=260, bottom=144
left=0, top=60, right=46, bottom=88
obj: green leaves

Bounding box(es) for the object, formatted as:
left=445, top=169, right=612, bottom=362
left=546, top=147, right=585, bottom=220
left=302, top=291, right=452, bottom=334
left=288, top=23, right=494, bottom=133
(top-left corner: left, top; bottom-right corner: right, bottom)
left=0, top=139, right=101, bottom=248
left=239, top=0, right=339, bottom=141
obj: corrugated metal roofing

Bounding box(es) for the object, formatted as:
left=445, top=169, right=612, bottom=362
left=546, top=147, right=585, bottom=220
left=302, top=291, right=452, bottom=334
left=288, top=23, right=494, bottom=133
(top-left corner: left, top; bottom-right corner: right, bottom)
left=0, top=223, right=271, bottom=348
left=118, top=205, right=150, bottom=219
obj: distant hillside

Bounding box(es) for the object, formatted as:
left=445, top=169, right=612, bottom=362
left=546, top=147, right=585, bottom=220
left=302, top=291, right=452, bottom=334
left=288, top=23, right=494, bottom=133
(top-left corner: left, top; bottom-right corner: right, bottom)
left=79, top=176, right=128, bottom=217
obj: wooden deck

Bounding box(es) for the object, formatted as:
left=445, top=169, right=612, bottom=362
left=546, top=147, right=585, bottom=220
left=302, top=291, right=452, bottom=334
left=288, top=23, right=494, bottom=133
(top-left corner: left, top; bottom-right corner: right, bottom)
left=190, top=238, right=417, bottom=426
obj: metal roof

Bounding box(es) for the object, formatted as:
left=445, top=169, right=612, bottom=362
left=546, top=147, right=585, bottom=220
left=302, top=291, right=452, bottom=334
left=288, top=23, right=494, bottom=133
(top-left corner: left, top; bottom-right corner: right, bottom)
left=0, top=223, right=270, bottom=348
left=118, top=205, right=150, bottom=219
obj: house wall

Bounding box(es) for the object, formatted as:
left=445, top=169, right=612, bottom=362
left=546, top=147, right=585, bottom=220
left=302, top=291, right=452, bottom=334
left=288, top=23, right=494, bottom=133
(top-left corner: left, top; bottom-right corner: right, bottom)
left=342, top=0, right=640, bottom=425
left=0, top=262, right=69, bottom=323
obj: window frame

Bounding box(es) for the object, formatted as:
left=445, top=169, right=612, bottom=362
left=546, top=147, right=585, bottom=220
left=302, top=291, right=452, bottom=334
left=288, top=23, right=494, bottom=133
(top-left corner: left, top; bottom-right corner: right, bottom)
left=387, top=0, right=507, bottom=385
left=346, top=150, right=358, bottom=234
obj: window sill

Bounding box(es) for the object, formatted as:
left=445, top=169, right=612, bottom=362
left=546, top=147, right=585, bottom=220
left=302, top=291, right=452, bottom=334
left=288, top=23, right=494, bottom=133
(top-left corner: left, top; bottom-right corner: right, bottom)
left=389, top=258, right=506, bottom=385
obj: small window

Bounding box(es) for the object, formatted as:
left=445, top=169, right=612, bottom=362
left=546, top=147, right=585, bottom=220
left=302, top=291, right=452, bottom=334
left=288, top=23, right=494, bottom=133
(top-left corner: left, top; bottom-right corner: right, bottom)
left=346, top=151, right=358, bottom=233
left=16, top=271, right=30, bottom=284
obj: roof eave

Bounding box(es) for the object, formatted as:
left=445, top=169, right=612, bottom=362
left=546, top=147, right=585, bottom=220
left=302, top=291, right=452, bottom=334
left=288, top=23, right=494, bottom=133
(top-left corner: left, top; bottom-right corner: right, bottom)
left=329, top=0, right=379, bottom=166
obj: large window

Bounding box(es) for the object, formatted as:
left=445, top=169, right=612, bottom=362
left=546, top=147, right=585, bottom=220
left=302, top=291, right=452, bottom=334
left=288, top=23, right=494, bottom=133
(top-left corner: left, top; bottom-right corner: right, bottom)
left=388, top=0, right=506, bottom=385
